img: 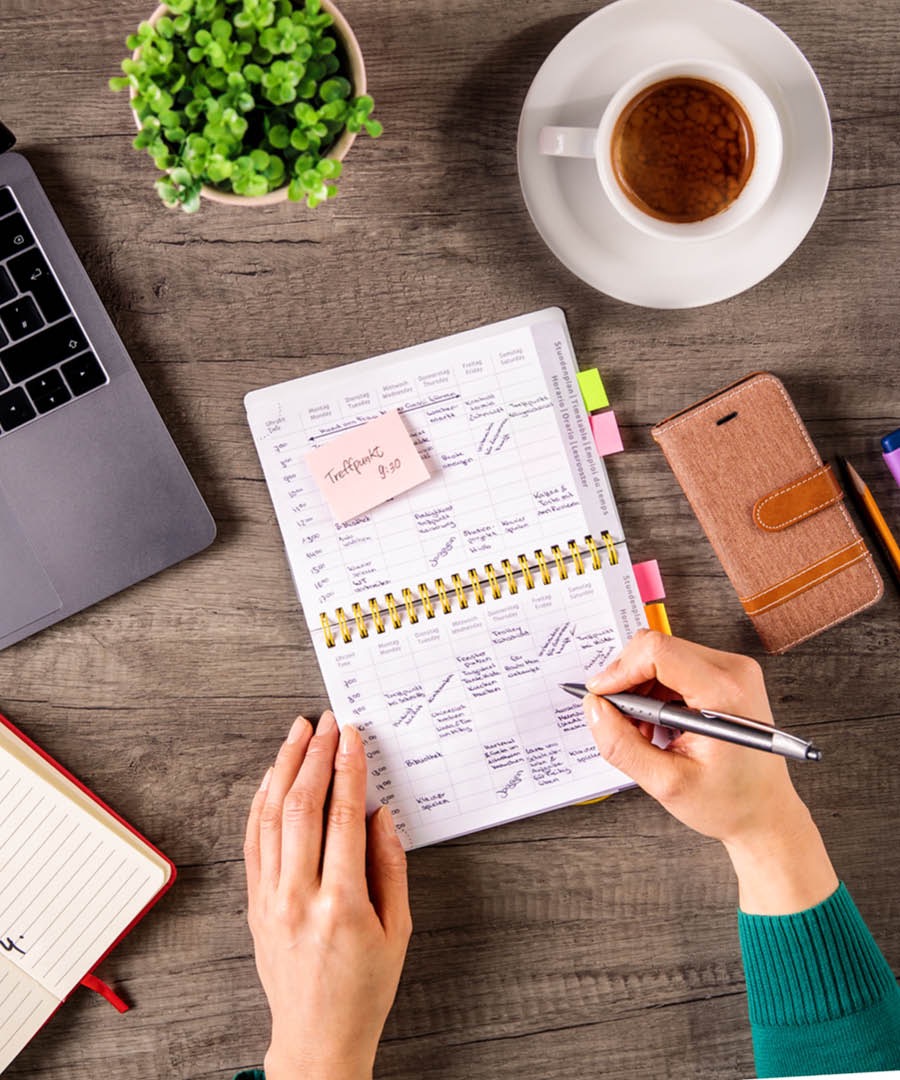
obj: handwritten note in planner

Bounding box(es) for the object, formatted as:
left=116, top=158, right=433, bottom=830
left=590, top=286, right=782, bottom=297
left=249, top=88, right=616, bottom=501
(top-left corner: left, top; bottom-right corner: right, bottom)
left=245, top=311, right=645, bottom=848
left=305, top=408, right=430, bottom=522
left=0, top=746, right=167, bottom=1067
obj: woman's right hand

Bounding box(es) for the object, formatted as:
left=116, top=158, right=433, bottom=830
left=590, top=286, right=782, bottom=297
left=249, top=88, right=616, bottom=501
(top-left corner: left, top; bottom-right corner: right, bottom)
left=583, top=631, right=838, bottom=914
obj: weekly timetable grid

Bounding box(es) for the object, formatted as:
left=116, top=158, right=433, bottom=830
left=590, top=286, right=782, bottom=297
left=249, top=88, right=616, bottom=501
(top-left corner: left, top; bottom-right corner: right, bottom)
left=246, top=309, right=646, bottom=848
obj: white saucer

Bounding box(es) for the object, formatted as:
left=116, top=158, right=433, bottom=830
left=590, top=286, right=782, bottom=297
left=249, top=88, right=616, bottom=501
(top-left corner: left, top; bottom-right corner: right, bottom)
left=517, top=0, right=832, bottom=308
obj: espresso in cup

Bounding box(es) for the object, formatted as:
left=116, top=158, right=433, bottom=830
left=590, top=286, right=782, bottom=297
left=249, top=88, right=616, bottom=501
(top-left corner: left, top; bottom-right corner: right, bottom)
left=538, top=58, right=782, bottom=241
left=611, top=77, right=755, bottom=223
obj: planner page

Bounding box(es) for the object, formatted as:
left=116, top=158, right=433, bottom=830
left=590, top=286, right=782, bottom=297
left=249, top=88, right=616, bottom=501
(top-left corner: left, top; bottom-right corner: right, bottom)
left=246, top=309, right=646, bottom=848
left=0, top=734, right=170, bottom=1063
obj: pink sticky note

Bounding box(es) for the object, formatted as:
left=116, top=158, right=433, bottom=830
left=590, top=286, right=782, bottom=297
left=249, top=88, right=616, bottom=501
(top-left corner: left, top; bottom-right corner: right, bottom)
left=589, top=410, right=624, bottom=456
left=305, top=409, right=430, bottom=522
left=633, top=559, right=666, bottom=603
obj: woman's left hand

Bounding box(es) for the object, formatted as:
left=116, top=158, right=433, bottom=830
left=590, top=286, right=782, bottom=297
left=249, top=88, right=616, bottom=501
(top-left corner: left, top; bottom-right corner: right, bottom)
left=243, top=710, right=412, bottom=1080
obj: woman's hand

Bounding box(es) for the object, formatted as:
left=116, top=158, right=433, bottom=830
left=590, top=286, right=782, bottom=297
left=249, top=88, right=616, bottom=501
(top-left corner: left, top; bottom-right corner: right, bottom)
left=584, top=631, right=838, bottom=914
left=244, top=711, right=412, bottom=1080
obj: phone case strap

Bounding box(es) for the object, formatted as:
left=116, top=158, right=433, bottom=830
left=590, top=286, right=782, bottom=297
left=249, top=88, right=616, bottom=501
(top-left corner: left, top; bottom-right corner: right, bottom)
left=753, top=463, right=843, bottom=532
left=739, top=537, right=869, bottom=616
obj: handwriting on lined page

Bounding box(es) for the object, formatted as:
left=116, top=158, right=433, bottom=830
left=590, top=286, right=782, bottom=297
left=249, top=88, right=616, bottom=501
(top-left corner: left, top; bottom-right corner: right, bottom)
left=0, top=757, right=166, bottom=1001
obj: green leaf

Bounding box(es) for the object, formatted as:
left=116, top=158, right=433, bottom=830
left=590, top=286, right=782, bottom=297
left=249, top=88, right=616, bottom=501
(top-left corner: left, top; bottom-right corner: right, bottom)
left=320, top=76, right=350, bottom=102
left=364, top=118, right=383, bottom=138
left=268, top=123, right=290, bottom=148
left=316, top=157, right=342, bottom=178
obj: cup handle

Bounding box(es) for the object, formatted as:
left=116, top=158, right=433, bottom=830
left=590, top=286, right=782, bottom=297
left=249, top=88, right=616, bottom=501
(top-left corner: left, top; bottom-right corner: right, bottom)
left=538, top=126, right=596, bottom=159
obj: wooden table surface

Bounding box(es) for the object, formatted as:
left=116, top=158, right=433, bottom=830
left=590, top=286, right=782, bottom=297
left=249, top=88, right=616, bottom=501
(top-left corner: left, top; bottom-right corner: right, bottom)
left=3, top=1, right=899, bottom=1077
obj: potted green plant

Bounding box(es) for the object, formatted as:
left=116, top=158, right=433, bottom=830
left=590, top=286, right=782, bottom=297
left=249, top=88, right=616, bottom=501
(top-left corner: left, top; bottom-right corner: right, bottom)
left=110, top=0, right=381, bottom=211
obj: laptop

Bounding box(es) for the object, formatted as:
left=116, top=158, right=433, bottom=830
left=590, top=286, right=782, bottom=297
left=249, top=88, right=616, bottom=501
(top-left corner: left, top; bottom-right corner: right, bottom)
left=0, top=132, right=216, bottom=651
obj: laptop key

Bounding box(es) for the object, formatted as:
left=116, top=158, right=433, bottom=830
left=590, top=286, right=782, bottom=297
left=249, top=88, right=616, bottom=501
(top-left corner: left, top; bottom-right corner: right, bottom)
left=26, top=369, right=71, bottom=414
left=7, top=249, right=70, bottom=323
left=0, top=213, right=34, bottom=261
left=0, top=189, right=14, bottom=217
left=0, top=267, right=15, bottom=305
left=0, top=364, right=6, bottom=392
left=61, top=351, right=106, bottom=396
left=0, top=296, right=44, bottom=341
left=1, top=316, right=89, bottom=384
left=0, top=386, right=37, bottom=432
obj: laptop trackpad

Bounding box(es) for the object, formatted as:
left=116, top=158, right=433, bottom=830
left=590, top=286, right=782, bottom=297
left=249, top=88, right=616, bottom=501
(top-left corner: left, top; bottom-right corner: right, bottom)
left=0, top=490, right=62, bottom=638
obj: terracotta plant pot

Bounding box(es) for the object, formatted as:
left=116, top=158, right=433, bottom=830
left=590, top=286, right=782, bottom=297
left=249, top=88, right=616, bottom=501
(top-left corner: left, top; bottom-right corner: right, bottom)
left=131, top=0, right=367, bottom=207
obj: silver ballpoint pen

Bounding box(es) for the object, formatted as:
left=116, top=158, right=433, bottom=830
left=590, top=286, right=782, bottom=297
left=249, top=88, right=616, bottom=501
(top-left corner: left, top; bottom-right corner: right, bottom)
left=559, top=684, right=822, bottom=762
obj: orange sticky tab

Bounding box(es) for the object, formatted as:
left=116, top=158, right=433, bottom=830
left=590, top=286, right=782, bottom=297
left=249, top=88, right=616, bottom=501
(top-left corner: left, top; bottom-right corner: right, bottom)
left=305, top=409, right=431, bottom=523
left=644, top=601, right=671, bottom=635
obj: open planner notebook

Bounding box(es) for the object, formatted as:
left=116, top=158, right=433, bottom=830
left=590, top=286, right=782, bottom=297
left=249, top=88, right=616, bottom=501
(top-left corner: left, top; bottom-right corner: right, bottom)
left=0, top=714, right=173, bottom=1069
left=245, top=308, right=646, bottom=848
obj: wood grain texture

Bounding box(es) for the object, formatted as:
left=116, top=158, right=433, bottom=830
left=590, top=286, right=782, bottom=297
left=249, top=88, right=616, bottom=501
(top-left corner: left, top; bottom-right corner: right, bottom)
left=1, top=0, right=898, bottom=1076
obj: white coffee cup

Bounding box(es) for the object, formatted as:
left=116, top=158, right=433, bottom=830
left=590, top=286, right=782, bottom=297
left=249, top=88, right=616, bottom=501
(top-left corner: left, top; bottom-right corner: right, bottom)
left=539, top=59, right=783, bottom=242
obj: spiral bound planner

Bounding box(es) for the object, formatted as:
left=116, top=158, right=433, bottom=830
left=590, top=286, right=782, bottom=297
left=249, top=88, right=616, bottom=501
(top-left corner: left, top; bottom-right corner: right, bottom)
left=245, top=308, right=646, bottom=849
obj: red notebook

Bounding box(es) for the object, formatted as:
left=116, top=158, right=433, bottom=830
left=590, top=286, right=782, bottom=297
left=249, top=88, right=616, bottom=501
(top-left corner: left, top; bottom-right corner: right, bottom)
left=0, top=712, right=174, bottom=1069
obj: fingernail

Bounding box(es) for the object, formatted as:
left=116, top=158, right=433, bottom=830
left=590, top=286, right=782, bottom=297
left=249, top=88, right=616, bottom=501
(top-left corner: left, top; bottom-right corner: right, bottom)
left=259, top=767, right=273, bottom=792
left=287, top=715, right=309, bottom=744
left=584, top=696, right=603, bottom=728
left=339, top=724, right=359, bottom=754
left=586, top=674, right=606, bottom=692
left=379, top=806, right=398, bottom=835
left=317, top=710, right=336, bottom=735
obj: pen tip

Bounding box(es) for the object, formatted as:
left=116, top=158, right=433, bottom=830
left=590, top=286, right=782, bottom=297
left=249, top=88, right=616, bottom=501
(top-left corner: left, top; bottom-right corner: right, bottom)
left=807, top=746, right=823, bottom=762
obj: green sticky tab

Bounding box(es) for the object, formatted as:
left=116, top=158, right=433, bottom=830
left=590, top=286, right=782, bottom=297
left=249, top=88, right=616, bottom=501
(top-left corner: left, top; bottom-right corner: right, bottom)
left=577, top=368, right=609, bottom=411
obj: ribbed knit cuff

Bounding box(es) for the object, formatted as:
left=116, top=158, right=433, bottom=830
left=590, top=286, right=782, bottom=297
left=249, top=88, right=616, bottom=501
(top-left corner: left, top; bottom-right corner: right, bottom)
left=232, top=1070, right=264, bottom=1080
left=738, top=882, right=897, bottom=1027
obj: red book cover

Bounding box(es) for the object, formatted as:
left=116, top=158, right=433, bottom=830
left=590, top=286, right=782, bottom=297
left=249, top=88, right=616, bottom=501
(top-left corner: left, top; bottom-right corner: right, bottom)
left=0, top=711, right=175, bottom=1014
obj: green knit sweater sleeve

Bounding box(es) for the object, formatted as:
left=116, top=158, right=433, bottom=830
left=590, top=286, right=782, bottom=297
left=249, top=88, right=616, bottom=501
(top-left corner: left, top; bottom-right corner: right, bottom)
left=232, top=1070, right=264, bottom=1079
left=738, top=882, right=900, bottom=1077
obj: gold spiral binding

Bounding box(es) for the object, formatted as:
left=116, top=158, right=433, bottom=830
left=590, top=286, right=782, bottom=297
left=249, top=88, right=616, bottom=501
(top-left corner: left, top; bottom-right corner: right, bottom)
left=551, top=545, right=569, bottom=580
left=385, top=592, right=402, bottom=628
left=401, top=588, right=419, bottom=623
left=318, top=532, right=621, bottom=646
left=501, top=558, right=518, bottom=594
left=468, top=568, right=485, bottom=604
left=351, top=602, right=369, bottom=638
left=435, top=577, right=452, bottom=613
left=369, top=597, right=385, bottom=633
left=518, top=553, right=535, bottom=589
left=336, top=607, right=352, bottom=643
left=485, top=563, right=502, bottom=599
left=418, top=583, right=435, bottom=618
left=534, top=549, right=551, bottom=585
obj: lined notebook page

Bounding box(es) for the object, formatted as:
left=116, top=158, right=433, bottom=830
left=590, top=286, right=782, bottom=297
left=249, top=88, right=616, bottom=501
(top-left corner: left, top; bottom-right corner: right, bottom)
left=0, top=747, right=168, bottom=1004
left=0, top=962, right=57, bottom=1070
left=247, top=310, right=646, bottom=848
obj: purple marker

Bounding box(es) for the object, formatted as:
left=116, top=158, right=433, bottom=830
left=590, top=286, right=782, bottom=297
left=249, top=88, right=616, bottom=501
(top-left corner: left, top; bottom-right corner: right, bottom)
left=883, top=427, right=900, bottom=488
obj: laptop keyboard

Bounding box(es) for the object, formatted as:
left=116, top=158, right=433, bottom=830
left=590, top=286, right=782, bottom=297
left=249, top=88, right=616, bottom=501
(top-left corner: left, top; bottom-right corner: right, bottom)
left=0, top=187, right=107, bottom=436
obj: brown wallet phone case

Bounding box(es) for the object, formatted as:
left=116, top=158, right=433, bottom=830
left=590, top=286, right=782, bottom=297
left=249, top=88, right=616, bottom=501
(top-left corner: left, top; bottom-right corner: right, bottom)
left=651, top=372, right=883, bottom=653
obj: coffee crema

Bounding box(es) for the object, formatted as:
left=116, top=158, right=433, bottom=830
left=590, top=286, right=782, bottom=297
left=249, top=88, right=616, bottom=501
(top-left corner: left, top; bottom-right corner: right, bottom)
left=611, top=76, right=755, bottom=224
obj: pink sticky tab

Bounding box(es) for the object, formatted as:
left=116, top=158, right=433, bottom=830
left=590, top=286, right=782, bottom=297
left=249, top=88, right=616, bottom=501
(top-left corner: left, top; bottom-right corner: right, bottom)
left=589, top=410, right=624, bottom=456
left=305, top=409, right=430, bottom=522
left=633, top=559, right=666, bottom=603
